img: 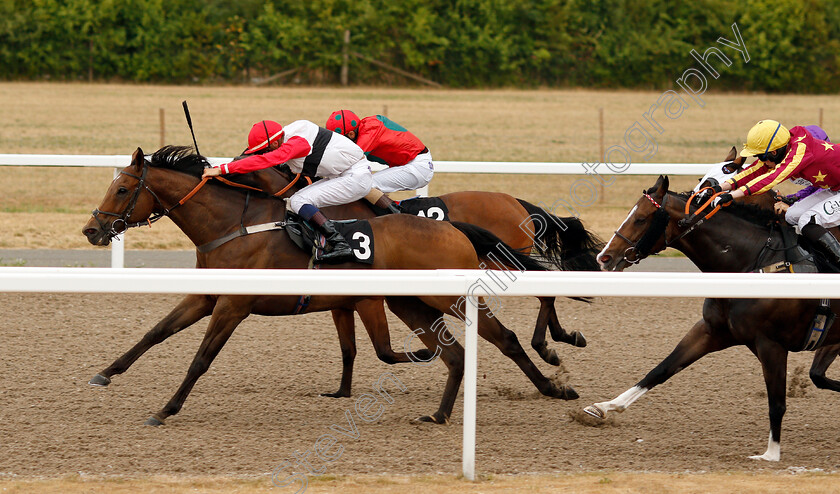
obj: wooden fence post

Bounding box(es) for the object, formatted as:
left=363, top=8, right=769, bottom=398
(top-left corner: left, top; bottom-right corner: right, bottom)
left=341, top=30, right=350, bottom=86
left=159, top=108, right=165, bottom=148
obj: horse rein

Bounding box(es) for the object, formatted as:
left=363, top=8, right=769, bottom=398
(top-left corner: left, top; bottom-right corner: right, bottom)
left=613, top=188, right=728, bottom=265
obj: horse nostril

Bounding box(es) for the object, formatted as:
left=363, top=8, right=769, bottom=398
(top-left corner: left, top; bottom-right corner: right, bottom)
left=83, top=227, right=98, bottom=237
left=599, top=255, right=611, bottom=264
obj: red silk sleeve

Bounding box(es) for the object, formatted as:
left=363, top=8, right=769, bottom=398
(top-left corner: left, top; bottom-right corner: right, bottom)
left=220, top=136, right=311, bottom=174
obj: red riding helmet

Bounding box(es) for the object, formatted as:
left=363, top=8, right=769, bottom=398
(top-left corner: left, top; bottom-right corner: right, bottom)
left=326, top=110, right=360, bottom=136
left=244, top=120, right=284, bottom=154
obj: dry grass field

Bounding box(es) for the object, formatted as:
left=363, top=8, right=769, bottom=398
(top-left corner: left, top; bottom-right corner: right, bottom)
left=1, top=82, right=836, bottom=251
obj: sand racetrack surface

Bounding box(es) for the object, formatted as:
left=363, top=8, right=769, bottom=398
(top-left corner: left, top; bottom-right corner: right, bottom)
left=1, top=290, right=839, bottom=481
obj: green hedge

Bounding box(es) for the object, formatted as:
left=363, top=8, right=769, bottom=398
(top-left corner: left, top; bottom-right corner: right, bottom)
left=1, top=0, right=838, bottom=91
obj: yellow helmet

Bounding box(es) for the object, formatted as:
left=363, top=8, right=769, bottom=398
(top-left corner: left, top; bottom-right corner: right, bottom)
left=740, top=120, right=790, bottom=157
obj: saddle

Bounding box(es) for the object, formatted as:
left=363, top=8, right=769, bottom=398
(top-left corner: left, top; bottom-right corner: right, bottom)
left=285, top=211, right=375, bottom=265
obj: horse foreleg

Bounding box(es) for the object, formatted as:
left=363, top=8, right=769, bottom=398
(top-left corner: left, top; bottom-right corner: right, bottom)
left=145, top=296, right=251, bottom=426
left=90, top=294, right=215, bottom=387
left=321, top=309, right=357, bottom=398
left=357, top=298, right=435, bottom=365
left=386, top=296, right=463, bottom=425
left=749, top=337, right=788, bottom=461
left=584, top=319, right=735, bottom=420
left=810, top=343, right=840, bottom=391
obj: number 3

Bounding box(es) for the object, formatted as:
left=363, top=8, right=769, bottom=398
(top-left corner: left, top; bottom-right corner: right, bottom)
left=352, top=232, right=371, bottom=259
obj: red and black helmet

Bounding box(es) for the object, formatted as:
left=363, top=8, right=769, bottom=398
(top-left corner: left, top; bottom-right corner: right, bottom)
left=326, top=110, right=360, bottom=136
left=244, top=120, right=284, bottom=155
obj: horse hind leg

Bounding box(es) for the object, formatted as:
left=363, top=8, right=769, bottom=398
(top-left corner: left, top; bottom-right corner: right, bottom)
left=810, top=343, right=840, bottom=391
left=321, top=308, right=357, bottom=398
left=545, top=297, right=587, bottom=347
left=471, top=302, right=578, bottom=400
left=385, top=296, right=464, bottom=425
left=89, top=294, right=214, bottom=387
left=531, top=297, right=561, bottom=366
left=356, top=298, right=434, bottom=365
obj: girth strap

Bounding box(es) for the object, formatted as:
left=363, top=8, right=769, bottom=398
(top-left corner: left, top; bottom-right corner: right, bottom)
left=197, top=221, right=286, bottom=253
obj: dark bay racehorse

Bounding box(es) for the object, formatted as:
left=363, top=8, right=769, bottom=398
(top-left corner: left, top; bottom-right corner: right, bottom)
left=586, top=175, right=840, bottom=461
left=82, top=146, right=577, bottom=426
left=233, top=164, right=602, bottom=397
left=700, top=149, right=840, bottom=405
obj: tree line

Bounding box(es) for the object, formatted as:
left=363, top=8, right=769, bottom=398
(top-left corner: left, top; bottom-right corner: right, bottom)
left=1, top=0, right=837, bottom=92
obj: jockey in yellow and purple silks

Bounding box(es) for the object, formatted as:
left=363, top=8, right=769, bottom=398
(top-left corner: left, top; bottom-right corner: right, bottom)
left=711, top=120, right=840, bottom=267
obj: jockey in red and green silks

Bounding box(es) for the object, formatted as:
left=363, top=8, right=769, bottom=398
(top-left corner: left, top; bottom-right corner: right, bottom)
left=327, top=110, right=434, bottom=214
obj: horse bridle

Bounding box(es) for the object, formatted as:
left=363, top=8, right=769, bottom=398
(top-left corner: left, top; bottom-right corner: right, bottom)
left=89, top=157, right=174, bottom=241
left=613, top=189, right=731, bottom=265
left=612, top=192, right=672, bottom=265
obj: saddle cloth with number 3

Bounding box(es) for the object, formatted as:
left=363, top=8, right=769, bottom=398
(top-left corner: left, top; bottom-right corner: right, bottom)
left=331, top=220, right=375, bottom=264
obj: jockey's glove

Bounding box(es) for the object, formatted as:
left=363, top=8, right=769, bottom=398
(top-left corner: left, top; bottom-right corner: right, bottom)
left=712, top=193, right=733, bottom=208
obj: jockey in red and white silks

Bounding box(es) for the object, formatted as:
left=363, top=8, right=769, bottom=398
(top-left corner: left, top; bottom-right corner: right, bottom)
left=203, top=119, right=373, bottom=261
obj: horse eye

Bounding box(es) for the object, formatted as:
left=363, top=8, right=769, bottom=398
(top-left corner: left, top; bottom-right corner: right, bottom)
left=117, top=186, right=128, bottom=195
left=633, top=217, right=647, bottom=225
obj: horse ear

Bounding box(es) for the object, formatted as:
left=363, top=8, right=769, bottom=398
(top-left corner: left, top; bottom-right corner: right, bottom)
left=725, top=146, right=737, bottom=162
left=130, top=147, right=144, bottom=169
left=655, top=175, right=669, bottom=194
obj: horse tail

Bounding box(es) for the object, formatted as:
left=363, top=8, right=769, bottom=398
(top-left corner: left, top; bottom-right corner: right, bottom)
left=451, top=221, right=549, bottom=272
left=516, top=199, right=604, bottom=272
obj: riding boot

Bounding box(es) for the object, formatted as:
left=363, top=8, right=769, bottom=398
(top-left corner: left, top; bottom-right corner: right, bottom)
left=310, top=211, right=353, bottom=262
left=375, top=194, right=403, bottom=215
left=365, top=188, right=402, bottom=215
left=802, top=220, right=840, bottom=268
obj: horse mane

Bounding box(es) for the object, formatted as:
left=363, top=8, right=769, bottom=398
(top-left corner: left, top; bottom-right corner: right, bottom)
left=668, top=191, right=779, bottom=228
left=148, top=145, right=210, bottom=177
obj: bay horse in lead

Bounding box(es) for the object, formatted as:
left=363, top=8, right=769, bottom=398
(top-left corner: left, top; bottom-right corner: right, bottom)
left=587, top=175, right=840, bottom=461
left=82, top=146, right=578, bottom=426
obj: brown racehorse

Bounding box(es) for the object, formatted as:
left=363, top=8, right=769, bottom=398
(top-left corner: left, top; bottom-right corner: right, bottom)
left=236, top=164, right=602, bottom=397
left=82, top=146, right=578, bottom=426
left=585, top=175, right=840, bottom=461
left=700, top=147, right=840, bottom=405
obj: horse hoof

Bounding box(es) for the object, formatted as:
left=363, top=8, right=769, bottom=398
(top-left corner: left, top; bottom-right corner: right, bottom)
left=89, top=374, right=111, bottom=387
left=546, top=349, right=561, bottom=366
left=573, top=331, right=587, bottom=348
left=562, top=385, right=579, bottom=400
left=583, top=405, right=606, bottom=420
left=320, top=391, right=351, bottom=398
left=413, top=414, right=450, bottom=425
left=144, top=415, right=165, bottom=427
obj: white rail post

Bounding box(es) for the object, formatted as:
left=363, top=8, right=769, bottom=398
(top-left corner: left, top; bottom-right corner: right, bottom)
left=462, top=295, right=479, bottom=481
left=111, top=167, right=125, bottom=268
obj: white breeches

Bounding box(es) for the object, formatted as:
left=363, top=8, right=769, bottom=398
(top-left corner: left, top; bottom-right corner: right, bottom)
left=289, top=160, right=373, bottom=213
left=785, top=188, right=840, bottom=231
left=371, top=151, right=434, bottom=193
